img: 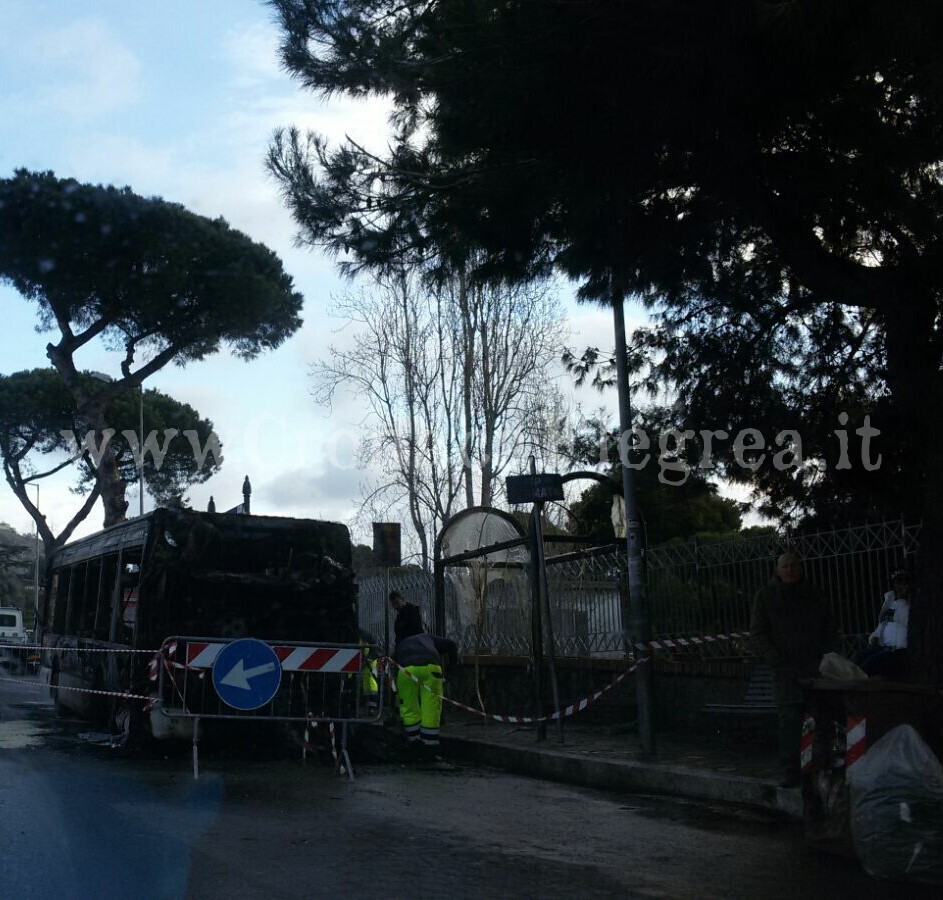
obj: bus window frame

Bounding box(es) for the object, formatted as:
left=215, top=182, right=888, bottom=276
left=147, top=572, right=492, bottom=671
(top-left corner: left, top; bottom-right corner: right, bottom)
left=108, top=544, right=144, bottom=646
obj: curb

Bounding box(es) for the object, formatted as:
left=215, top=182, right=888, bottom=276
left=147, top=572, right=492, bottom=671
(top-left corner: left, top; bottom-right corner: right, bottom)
left=441, top=734, right=803, bottom=820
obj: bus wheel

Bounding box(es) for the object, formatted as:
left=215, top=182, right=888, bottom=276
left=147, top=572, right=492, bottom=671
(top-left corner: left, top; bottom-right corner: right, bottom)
left=112, top=699, right=131, bottom=745
left=111, top=699, right=147, bottom=751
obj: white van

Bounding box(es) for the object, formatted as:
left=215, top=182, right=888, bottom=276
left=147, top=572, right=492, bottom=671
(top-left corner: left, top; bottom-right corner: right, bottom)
left=0, top=607, right=29, bottom=673
left=0, top=607, right=27, bottom=644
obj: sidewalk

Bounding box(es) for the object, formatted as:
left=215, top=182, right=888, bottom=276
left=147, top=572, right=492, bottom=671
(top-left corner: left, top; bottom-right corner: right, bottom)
left=438, top=711, right=803, bottom=820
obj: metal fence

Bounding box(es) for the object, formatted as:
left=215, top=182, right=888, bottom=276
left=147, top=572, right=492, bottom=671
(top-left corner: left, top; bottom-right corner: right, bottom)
left=544, top=546, right=627, bottom=658
left=358, top=519, right=920, bottom=661
left=645, top=520, right=920, bottom=657
left=357, top=569, right=434, bottom=654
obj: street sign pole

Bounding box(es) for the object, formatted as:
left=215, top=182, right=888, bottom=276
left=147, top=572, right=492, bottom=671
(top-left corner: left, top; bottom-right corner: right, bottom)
left=528, top=509, right=546, bottom=741
left=529, top=458, right=563, bottom=744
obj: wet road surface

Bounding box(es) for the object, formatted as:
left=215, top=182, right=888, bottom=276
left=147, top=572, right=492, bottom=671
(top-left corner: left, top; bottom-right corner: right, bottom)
left=1, top=674, right=938, bottom=899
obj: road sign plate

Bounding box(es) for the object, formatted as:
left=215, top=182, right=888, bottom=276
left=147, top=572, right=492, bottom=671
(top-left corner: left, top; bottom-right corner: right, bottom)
left=506, top=473, right=564, bottom=504
left=212, top=638, right=282, bottom=710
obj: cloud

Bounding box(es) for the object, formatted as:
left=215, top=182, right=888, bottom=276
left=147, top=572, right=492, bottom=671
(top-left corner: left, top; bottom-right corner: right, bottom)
left=218, top=19, right=394, bottom=153
left=261, top=463, right=367, bottom=515
left=220, top=20, right=285, bottom=86
left=567, top=301, right=649, bottom=353
left=1, top=19, right=142, bottom=122
left=559, top=302, right=655, bottom=419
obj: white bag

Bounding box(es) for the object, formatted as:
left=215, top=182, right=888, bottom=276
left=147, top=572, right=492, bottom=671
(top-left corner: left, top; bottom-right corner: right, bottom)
left=818, top=651, right=868, bottom=680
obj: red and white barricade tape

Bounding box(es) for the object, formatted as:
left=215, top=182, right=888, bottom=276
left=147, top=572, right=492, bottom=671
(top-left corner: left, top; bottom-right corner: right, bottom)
left=384, top=655, right=647, bottom=725
left=379, top=626, right=751, bottom=726
left=15, top=642, right=155, bottom=655
left=638, top=631, right=751, bottom=653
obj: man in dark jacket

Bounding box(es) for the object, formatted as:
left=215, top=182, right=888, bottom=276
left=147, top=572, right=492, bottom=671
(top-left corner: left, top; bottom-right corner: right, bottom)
left=390, top=590, right=424, bottom=646
left=750, top=551, right=838, bottom=787
left=393, top=632, right=459, bottom=748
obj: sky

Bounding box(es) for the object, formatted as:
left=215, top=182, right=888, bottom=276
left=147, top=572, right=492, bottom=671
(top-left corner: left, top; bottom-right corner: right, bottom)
left=0, top=0, right=632, bottom=550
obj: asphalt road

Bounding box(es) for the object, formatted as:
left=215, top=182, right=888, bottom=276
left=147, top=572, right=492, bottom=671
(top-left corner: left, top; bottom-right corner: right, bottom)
left=1, top=673, right=937, bottom=899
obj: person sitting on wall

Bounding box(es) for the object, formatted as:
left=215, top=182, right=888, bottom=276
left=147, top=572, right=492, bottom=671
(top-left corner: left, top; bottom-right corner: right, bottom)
left=854, top=569, right=912, bottom=679
left=750, top=551, right=839, bottom=788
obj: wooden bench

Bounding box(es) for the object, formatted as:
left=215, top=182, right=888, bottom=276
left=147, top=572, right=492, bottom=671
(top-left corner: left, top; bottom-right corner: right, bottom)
left=701, top=665, right=777, bottom=742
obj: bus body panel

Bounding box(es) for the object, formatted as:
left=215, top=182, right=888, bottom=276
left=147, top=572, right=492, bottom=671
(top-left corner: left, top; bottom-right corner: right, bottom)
left=39, top=508, right=360, bottom=738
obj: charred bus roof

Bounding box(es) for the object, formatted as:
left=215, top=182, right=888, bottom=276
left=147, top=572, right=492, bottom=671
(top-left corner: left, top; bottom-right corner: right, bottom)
left=51, top=508, right=352, bottom=572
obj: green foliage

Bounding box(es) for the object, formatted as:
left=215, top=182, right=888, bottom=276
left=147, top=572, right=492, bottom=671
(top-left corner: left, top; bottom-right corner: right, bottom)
left=89, top=383, right=222, bottom=506
left=0, top=169, right=302, bottom=529
left=267, top=1, right=943, bottom=524
left=564, top=417, right=741, bottom=547
left=267, top=2, right=943, bottom=292
left=0, top=368, right=221, bottom=499
left=351, top=543, right=376, bottom=576
left=0, top=368, right=222, bottom=547
left=0, top=367, right=75, bottom=462
left=0, top=170, right=303, bottom=363
left=267, top=1, right=943, bottom=678
left=0, top=522, right=39, bottom=607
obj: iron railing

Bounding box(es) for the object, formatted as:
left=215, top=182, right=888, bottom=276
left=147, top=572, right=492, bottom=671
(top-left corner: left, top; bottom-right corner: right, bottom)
left=357, top=570, right=434, bottom=654
left=358, top=519, right=920, bottom=661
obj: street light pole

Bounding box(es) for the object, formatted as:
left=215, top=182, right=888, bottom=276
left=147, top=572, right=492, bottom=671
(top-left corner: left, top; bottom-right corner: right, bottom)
left=31, top=483, right=40, bottom=634
left=139, top=385, right=145, bottom=516
left=611, top=274, right=655, bottom=755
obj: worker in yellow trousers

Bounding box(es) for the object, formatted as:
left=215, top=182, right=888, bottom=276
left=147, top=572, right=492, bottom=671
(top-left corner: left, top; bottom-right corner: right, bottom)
left=358, top=628, right=380, bottom=715
left=393, top=632, right=458, bottom=747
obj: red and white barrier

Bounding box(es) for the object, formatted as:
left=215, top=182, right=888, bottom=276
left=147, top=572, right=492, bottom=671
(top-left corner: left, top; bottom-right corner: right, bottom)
left=183, top=641, right=361, bottom=673
left=845, top=714, right=867, bottom=769
left=800, top=715, right=815, bottom=773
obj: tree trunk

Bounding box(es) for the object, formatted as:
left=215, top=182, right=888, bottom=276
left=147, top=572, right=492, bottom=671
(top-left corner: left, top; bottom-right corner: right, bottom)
left=98, top=442, right=130, bottom=527
left=882, top=293, right=941, bottom=684
left=459, top=270, right=476, bottom=508
left=44, top=337, right=129, bottom=529
left=81, top=407, right=129, bottom=529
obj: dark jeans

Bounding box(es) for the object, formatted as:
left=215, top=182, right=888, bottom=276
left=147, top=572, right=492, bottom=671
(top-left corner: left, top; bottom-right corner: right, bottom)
left=777, top=701, right=804, bottom=772
left=854, top=645, right=906, bottom=678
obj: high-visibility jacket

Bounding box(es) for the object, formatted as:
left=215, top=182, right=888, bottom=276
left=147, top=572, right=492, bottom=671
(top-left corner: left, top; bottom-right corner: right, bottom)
left=358, top=628, right=379, bottom=711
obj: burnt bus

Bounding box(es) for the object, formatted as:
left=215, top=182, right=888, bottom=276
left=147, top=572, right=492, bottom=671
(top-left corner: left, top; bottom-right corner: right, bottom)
left=39, top=508, right=365, bottom=743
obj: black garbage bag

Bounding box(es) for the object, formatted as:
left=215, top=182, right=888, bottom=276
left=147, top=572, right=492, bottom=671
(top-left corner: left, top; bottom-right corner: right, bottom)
left=847, top=724, right=943, bottom=884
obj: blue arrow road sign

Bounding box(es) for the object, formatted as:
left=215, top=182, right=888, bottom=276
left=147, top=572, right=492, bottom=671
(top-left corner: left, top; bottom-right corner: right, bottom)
left=212, top=638, right=282, bottom=711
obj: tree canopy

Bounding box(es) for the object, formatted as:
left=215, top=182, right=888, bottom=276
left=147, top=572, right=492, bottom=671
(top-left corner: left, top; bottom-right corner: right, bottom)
left=268, top=0, right=943, bottom=680
left=0, top=169, right=303, bottom=527
left=564, top=417, right=742, bottom=547
left=0, top=522, right=35, bottom=608
left=314, top=269, right=567, bottom=567
left=0, top=368, right=222, bottom=554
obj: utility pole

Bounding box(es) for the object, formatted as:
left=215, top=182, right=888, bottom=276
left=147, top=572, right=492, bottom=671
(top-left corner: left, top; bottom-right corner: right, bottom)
left=139, top=386, right=145, bottom=516
left=611, top=275, right=655, bottom=755
left=32, top=483, right=40, bottom=634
